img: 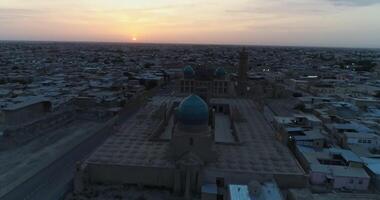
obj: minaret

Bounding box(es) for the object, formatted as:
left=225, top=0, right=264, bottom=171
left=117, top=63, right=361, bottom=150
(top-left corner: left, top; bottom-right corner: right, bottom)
left=238, top=48, right=248, bottom=95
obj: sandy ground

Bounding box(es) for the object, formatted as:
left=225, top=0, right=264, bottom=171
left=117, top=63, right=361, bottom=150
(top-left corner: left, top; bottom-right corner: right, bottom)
left=0, top=120, right=103, bottom=197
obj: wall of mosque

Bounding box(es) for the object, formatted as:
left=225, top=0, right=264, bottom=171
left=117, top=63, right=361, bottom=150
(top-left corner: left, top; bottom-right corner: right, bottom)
left=202, top=169, right=273, bottom=185
left=177, top=79, right=230, bottom=97
left=2, top=110, right=75, bottom=147
left=86, top=164, right=176, bottom=188
left=2, top=101, right=51, bottom=127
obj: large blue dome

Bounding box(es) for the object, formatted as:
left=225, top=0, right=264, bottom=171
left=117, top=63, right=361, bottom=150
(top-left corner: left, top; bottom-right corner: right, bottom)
left=214, top=67, right=226, bottom=78
left=183, top=66, right=195, bottom=79
left=177, top=95, right=209, bottom=125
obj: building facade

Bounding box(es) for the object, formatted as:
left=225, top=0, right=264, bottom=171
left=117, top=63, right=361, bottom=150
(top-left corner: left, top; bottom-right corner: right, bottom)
left=177, top=65, right=231, bottom=98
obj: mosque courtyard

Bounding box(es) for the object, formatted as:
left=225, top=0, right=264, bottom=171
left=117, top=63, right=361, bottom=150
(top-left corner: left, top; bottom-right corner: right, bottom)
left=79, top=95, right=305, bottom=195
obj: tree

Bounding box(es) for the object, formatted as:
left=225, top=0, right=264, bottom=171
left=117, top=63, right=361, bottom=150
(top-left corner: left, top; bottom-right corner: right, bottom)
left=374, top=91, right=380, bottom=98
left=145, top=80, right=158, bottom=90
left=294, top=103, right=305, bottom=111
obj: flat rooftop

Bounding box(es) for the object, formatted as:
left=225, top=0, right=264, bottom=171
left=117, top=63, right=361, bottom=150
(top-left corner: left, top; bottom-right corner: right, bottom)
left=86, top=96, right=181, bottom=169
left=209, top=98, right=303, bottom=175
left=86, top=96, right=304, bottom=176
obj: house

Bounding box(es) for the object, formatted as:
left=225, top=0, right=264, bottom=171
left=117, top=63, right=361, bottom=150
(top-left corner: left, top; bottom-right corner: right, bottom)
left=360, top=157, right=380, bottom=190
left=295, top=145, right=370, bottom=191
left=273, top=113, right=323, bottom=144
left=325, top=122, right=378, bottom=147
left=292, top=129, right=326, bottom=148
left=343, top=132, right=380, bottom=149
left=0, top=96, right=52, bottom=127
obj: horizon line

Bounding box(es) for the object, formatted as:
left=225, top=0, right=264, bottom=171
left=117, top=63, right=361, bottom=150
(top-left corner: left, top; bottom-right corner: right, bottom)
left=0, top=39, right=379, bottom=50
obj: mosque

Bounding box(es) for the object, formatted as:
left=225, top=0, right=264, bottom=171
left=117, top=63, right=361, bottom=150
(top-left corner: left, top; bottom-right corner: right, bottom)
left=74, top=50, right=306, bottom=199
left=176, top=48, right=249, bottom=99
left=177, top=65, right=231, bottom=99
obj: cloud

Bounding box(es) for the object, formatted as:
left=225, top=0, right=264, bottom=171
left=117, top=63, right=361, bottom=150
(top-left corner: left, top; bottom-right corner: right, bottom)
left=327, top=0, right=380, bottom=6
left=0, top=8, right=40, bottom=15
left=0, top=8, right=42, bottom=20
left=226, top=0, right=380, bottom=17
left=225, top=1, right=330, bottom=17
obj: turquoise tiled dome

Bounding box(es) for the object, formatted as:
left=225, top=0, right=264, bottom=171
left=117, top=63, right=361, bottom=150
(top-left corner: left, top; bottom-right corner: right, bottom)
left=177, top=95, right=209, bottom=125
left=215, top=67, right=226, bottom=78
left=183, top=66, right=195, bottom=79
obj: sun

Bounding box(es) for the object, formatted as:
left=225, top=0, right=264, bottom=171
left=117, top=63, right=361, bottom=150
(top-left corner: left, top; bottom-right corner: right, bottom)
left=132, top=37, right=137, bottom=41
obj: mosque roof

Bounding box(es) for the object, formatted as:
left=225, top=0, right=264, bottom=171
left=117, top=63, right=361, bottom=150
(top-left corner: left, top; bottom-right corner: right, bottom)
left=183, top=66, right=195, bottom=79
left=177, top=94, right=208, bottom=125
left=215, top=67, right=226, bottom=77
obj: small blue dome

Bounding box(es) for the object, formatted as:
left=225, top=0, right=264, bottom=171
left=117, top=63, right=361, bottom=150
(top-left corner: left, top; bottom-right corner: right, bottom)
left=177, top=95, right=209, bottom=125
left=183, top=66, right=195, bottom=79
left=215, top=67, right=226, bottom=78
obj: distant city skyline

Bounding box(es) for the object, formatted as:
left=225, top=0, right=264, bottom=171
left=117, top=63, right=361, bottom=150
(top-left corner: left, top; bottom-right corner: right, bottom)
left=1, top=0, right=380, bottom=48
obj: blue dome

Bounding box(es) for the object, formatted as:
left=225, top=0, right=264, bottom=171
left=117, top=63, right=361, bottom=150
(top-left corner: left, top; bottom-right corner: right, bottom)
left=215, top=67, right=226, bottom=77
left=177, top=95, right=209, bottom=125
left=183, top=66, right=195, bottom=79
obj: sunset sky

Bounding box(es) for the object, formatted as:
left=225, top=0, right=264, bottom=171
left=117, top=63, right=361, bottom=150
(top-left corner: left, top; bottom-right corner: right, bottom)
left=1, top=0, right=380, bottom=48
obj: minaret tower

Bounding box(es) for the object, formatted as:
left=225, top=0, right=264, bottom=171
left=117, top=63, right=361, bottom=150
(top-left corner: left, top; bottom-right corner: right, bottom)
left=238, top=48, right=248, bottom=95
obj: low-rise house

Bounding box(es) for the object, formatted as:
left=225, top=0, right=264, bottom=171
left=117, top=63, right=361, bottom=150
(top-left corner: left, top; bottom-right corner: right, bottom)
left=295, top=145, right=370, bottom=191
left=273, top=113, right=323, bottom=144
left=325, top=122, right=378, bottom=147
left=326, top=102, right=359, bottom=120
left=349, top=97, right=380, bottom=109
left=343, top=132, right=380, bottom=149
left=298, top=96, right=335, bottom=111
left=0, top=96, right=52, bottom=128
left=273, top=113, right=322, bottom=131
left=360, top=157, right=380, bottom=190
left=292, top=129, right=326, bottom=148
left=309, top=83, right=336, bottom=96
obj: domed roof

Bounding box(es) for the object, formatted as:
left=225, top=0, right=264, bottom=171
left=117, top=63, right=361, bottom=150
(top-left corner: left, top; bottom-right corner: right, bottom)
left=183, top=66, right=195, bottom=79
left=177, top=95, right=209, bottom=125
left=214, top=67, right=226, bottom=78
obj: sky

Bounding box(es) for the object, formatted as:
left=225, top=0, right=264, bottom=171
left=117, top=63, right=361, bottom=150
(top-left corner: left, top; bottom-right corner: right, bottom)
left=0, top=0, right=380, bottom=48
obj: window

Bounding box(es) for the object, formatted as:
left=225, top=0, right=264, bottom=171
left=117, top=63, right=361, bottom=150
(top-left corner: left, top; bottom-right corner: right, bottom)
left=189, top=138, right=194, bottom=146
left=359, top=180, right=363, bottom=184
left=349, top=179, right=354, bottom=184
